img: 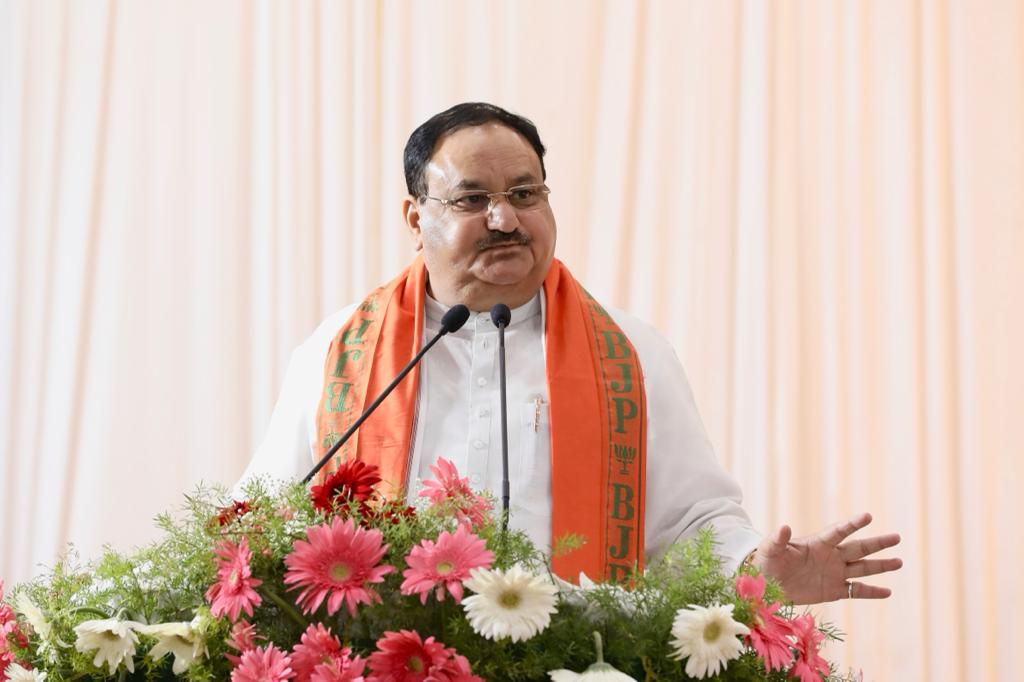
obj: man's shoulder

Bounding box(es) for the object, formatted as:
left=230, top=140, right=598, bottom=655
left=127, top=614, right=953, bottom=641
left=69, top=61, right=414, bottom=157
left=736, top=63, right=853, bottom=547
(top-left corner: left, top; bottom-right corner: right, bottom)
left=295, top=302, right=361, bottom=358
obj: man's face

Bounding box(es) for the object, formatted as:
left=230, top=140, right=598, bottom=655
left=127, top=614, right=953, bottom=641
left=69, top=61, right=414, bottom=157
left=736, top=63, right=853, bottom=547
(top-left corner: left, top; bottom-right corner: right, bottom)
left=403, top=123, right=557, bottom=311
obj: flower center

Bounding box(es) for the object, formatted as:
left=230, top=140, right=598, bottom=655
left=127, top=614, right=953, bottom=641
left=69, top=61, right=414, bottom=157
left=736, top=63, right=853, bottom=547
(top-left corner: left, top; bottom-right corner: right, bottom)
left=703, top=621, right=722, bottom=643
left=435, top=561, right=454, bottom=575
left=329, top=562, right=352, bottom=581
left=408, top=655, right=424, bottom=672
left=498, top=590, right=521, bottom=609
left=228, top=569, right=241, bottom=588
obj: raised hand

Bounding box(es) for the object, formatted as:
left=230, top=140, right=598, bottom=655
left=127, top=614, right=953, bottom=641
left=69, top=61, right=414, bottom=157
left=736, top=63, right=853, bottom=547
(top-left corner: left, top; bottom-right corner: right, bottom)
left=750, top=512, right=902, bottom=605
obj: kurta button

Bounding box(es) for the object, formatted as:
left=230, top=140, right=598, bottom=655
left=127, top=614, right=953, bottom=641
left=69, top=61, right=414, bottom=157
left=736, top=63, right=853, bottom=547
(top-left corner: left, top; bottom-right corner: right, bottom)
left=476, top=377, right=487, bottom=387
left=478, top=407, right=489, bottom=417
left=473, top=439, right=486, bottom=450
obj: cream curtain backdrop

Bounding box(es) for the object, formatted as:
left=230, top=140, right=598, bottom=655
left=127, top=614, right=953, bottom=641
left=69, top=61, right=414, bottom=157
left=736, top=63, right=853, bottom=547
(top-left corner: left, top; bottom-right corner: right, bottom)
left=2, top=0, right=1022, bottom=679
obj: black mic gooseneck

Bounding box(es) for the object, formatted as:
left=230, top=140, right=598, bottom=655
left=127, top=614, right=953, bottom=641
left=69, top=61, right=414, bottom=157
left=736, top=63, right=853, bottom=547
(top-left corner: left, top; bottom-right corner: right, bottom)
left=302, top=304, right=471, bottom=484
left=490, top=303, right=512, bottom=531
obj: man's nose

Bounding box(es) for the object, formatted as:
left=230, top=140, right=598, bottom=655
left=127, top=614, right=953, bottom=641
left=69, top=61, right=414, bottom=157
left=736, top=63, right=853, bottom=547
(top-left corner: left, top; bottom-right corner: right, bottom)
left=486, top=198, right=520, bottom=233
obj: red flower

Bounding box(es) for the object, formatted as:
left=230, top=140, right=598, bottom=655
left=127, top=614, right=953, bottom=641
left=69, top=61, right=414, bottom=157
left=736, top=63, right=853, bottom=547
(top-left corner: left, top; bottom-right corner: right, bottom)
left=312, top=461, right=383, bottom=514
left=214, top=500, right=254, bottom=527
left=735, top=574, right=794, bottom=672
left=367, top=630, right=450, bottom=682
left=788, top=614, right=830, bottom=682
left=366, top=500, right=417, bottom=526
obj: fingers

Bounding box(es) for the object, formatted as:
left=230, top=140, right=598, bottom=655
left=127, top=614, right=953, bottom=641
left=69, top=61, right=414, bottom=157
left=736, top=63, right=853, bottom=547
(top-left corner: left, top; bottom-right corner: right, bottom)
left=840, top=533, right=902, bottom=561
left=844, top=557, right=903, bottom=579
left=757, top=524, right=792, bottom=558
left=847, top=581, right=892, bottom=600
left=818, top=512, right=873, bottom=546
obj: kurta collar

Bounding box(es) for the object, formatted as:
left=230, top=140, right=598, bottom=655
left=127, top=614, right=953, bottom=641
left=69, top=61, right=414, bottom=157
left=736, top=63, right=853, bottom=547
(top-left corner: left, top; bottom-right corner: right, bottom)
left=424, top=291, right=542, bottom=333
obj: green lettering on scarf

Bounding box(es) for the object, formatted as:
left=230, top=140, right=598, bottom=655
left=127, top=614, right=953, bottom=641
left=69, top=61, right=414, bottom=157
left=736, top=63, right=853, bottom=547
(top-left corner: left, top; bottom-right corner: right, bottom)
left=324, top=381, right=353, bottom=413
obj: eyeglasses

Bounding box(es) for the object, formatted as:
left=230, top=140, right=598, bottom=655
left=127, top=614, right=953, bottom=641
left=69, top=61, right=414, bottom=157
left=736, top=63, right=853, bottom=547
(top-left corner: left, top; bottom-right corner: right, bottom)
left=420, top=183, right=551, bottom=215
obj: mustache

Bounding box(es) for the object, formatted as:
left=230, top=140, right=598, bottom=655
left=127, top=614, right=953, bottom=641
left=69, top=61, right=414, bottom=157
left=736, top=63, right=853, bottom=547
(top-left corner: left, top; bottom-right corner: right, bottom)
left=476, top=230, right=531, bottom=252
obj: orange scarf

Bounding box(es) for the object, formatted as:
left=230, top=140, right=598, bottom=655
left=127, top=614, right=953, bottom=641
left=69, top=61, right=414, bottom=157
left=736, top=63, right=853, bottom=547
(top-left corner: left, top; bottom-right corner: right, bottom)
left=315, top=256, right=647, bottom=582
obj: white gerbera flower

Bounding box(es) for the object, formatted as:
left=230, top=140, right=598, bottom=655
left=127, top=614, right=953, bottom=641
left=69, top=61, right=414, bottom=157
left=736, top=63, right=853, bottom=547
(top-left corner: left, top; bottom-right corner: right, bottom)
left=73, top=618, right=140, bottom=675
left=549, top=632, right=638, bottom=681
left=668, top=603, right=749, bottom=679
left=137, top=618, right=207, bottom=674
left=4, top=662, right=47, bottom=681
left=550, top=670, right=636, bottom=681
left=462, top=565, right=558, bottom=642
left=14, top=593, right=58, bottom=664
left=553, top=572, right=643, bottom=622
left=14, top=593, right=52, bottom=640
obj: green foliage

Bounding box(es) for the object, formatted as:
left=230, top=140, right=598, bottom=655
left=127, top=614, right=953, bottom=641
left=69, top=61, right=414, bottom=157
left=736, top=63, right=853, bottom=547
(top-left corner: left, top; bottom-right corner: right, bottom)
left=1, top=478, right=854, bottom=681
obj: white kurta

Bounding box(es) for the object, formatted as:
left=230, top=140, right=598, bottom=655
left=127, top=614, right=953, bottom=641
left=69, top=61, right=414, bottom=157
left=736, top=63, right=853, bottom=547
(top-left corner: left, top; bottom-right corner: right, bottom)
left=238, top=290, right=762, bottom=572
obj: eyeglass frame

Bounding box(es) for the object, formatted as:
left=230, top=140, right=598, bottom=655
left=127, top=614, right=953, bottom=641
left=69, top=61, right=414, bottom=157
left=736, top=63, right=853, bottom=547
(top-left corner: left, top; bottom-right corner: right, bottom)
left=417, top=183, right=552, bottom=214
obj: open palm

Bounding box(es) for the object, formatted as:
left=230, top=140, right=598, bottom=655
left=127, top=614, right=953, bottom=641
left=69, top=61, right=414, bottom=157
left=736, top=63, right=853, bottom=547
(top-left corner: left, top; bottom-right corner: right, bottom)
left=751, top=512, right=902, bottom=605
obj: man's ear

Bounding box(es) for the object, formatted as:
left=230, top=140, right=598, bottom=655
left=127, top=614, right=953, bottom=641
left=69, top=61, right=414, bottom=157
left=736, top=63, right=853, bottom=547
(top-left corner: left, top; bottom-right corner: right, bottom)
left=402, top=196, right=424, bottom=251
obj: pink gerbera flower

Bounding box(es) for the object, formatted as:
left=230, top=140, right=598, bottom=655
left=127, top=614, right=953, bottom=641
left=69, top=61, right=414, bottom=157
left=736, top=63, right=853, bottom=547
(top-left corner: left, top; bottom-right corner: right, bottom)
left=0, top=580, right=27, bottom=649
left=0, top=580, right=28, bottom=671
left=226, top=621, right=261, bottom=666
left=311, top=652, right=368, bottom=682
left=735, top=574, right=794, bottom=672
left=231, top=643, right=296, bottom=682
left=424, top=652, right=484, bottom=682
left=0, top=603, right=17, bottom=676
left=291, top=623, right=365, bottom=682
left=366, top=630, right=449, bottom=682
left=417, top=458, right=492, bottom=527
left=788, top=614, right=830, bottom=682
left=400, top=526, right=494, bottom=604
left=283, top=517, right=394, bottom=616
left=205, top=537, right=263, bottom=622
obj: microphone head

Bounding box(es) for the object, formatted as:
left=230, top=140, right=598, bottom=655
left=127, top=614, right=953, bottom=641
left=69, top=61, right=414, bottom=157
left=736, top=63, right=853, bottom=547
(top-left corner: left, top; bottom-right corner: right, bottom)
left=440, top=304, right=471, bottom=334
left=490, top=303, right=512, bottom=328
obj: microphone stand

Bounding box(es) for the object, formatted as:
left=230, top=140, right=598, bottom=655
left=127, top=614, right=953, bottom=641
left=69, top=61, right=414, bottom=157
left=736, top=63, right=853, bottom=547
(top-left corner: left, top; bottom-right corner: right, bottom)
left=302, top=304, right=470, bottom=484
left=490, top=304, right=512, bottom=532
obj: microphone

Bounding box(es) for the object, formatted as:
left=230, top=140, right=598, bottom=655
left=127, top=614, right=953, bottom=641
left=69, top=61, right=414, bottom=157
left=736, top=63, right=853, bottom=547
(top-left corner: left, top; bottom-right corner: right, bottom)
left=302, top=304, right=471, bottom=483
left=490, top=303, right=512, bottom=529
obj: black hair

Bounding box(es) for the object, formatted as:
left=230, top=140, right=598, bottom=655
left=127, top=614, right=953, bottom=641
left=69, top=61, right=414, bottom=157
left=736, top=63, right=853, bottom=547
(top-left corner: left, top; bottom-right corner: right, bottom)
left=403, top=102, right=547, bottom=197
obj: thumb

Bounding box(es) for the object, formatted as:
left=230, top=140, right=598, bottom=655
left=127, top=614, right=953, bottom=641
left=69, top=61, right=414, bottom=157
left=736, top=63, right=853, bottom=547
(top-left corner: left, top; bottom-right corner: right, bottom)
left=758, top=525, right=792, bottom=558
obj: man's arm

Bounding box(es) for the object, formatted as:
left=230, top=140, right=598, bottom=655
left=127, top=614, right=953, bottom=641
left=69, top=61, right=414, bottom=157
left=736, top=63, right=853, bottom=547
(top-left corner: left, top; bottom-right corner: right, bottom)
left=609, top=309, right=761, bottom=572
left=234, top=306, right=358, bottom=492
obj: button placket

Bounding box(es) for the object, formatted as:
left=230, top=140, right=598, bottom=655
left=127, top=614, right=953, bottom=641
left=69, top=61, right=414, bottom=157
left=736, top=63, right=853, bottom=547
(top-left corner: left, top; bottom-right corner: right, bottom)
left=466, top=322, right=494, bottom=487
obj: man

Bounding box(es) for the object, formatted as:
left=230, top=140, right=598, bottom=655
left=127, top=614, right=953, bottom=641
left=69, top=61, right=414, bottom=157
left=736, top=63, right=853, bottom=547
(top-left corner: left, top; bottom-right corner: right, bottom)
left=239, top=102, right=901, bottom=604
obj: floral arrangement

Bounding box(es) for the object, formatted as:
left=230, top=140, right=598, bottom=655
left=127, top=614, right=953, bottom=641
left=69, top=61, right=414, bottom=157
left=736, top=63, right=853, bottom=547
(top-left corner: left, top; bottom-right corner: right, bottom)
left=0, top=458, right=859, bottom=681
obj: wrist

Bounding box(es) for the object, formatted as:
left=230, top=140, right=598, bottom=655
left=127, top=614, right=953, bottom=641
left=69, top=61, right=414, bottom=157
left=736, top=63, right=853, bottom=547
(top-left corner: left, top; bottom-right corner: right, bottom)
left=738, top=549, right=758, bottom=574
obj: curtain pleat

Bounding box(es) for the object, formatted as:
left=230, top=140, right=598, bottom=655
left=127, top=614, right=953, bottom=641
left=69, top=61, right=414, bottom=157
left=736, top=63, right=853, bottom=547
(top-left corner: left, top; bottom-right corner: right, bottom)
left=2, top=1, right=1021, bottom=678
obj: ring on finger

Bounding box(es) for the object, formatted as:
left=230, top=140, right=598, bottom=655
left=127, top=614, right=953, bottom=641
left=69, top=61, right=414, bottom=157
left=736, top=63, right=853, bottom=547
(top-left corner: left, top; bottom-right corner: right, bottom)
left=847, top=581, right=854, bottom=599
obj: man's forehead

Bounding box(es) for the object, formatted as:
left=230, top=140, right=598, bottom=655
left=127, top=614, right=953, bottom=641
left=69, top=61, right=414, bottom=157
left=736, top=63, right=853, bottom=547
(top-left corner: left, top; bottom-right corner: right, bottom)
left=424, top=124, right=542, bottom=189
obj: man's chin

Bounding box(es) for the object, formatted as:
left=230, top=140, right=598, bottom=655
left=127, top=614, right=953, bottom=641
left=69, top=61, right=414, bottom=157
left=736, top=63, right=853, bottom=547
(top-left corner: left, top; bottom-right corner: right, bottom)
left=473, top=252, right=534, bottom=283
